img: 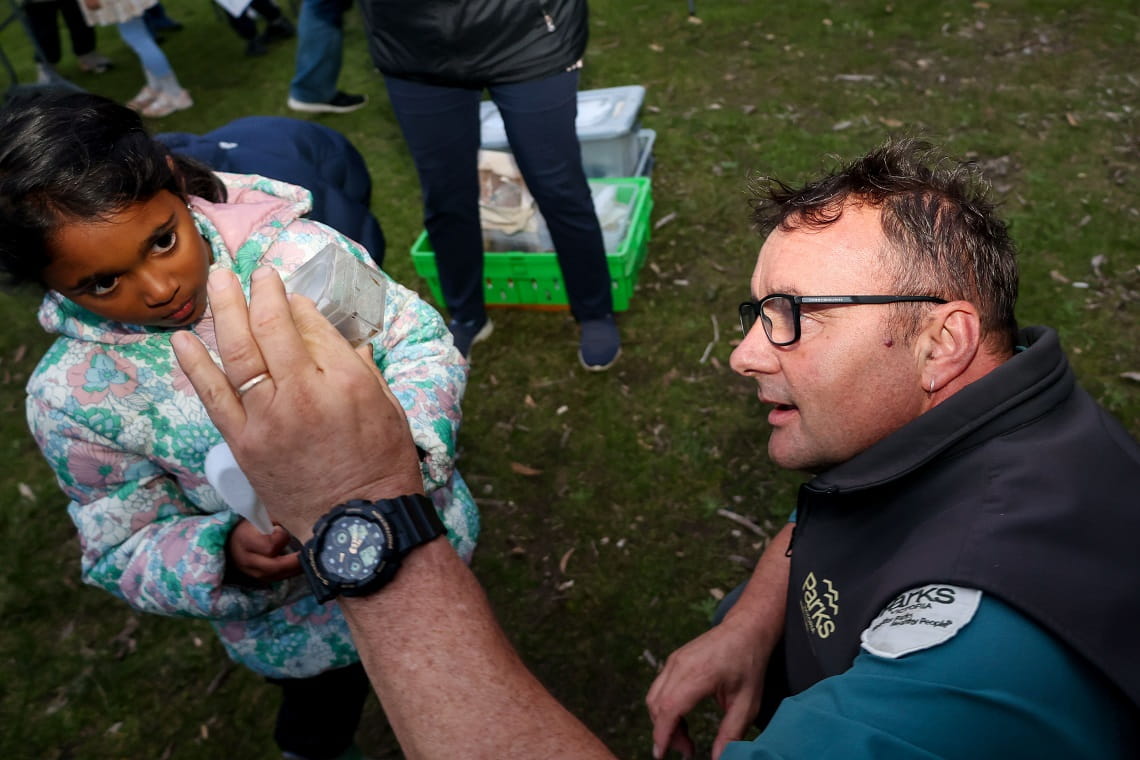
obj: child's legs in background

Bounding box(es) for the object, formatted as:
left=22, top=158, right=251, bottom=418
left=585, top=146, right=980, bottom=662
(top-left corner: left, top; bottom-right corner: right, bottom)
left=270, top=662, right=370, bottom=759
left=23, top=1, right=64, bottom=64
left=115, top=15, right=180, bottom=91
left=58, top=0, right=97, bottom=57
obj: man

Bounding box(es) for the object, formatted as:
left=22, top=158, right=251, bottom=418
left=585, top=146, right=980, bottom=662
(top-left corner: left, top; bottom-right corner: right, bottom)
left=172, top=138, right=1140, bottom=758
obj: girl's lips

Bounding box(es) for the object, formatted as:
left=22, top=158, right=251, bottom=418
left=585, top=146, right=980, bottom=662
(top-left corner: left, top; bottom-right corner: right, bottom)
left=168, top=298, right=196, bottom=323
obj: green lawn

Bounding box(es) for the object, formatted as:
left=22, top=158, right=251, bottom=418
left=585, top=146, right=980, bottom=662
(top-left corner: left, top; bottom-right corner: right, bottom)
left=1, top=1, right=1138, bottom=757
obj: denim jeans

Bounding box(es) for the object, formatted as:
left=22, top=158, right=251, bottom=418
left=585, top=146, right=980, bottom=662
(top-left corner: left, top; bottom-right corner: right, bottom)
left=384, top=70, right=612, bottom=323
left=289, top=0, right=346, bottom=103
left=117, top=16, right=172, bottom=79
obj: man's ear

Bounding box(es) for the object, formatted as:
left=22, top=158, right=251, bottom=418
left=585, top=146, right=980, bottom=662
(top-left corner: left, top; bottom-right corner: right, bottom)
left=916, top=302, right=982, bottom=394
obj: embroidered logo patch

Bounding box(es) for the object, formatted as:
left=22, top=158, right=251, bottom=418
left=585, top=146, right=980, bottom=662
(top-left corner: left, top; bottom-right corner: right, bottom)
left=800, top=572, right=840, bottom=640
left=860, top=584, right=981, bottom=658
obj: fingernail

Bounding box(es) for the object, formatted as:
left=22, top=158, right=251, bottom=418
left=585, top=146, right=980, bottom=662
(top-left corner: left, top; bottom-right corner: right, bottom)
left=252, top=266, right=278, bottom=282
left=207, top=268, right=231, bottom=291
left=652, top=744, right=661, bottom=760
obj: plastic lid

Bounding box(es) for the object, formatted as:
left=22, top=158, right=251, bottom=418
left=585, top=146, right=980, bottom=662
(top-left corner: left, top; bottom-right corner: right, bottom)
left=480, top=85, right=646, bottom=148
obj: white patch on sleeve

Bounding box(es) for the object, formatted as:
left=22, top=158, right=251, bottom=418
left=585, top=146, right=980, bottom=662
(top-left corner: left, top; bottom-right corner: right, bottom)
left=859, top=585, right=982, bottom=659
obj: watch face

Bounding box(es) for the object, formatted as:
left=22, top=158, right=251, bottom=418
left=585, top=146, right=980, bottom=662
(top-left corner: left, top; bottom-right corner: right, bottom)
left=318, top=515, right=389, bottom=582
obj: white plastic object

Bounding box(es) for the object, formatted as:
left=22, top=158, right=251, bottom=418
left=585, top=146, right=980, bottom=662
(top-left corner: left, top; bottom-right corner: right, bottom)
left=283, top=244, right=388, bottom=348
left=204, top=442, right=274, bottom=535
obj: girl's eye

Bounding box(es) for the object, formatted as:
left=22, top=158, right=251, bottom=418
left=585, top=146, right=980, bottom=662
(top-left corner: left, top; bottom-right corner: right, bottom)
left=153, top=230, right=177, bottom=254
left=89, top=275, right=120, bottom=297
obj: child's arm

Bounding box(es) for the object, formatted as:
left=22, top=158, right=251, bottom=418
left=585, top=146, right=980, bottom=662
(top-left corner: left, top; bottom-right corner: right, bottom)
left=27, top=395, right=298, bottom=620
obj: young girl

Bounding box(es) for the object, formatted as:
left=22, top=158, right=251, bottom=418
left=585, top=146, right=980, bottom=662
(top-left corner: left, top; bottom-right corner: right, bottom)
left=0, top=92, right=479, bottom=760
left=78, top=0, right=191, bottom=117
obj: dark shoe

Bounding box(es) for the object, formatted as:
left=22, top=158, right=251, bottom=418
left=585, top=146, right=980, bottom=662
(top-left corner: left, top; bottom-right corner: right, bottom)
left=245, top=37, right=269, bottom=57
left=262, top=16, right=296, bottom=43
left=447, top=316, right=493, bottom=358
left=578, top=315, right=621, bottom=371
left=287, top=91, right=368, bottom=114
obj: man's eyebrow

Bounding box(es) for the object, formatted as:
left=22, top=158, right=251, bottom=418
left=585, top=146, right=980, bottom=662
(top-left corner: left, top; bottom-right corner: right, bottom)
left=753, top=286, right=803, bottom=298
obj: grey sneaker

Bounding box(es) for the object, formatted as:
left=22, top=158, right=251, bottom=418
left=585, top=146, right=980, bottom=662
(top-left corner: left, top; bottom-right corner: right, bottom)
left=287, top=91, right=368, bottom=114
left=447, top=316, right=493, bottom=358
left=578, top=315, right=621, bottom=371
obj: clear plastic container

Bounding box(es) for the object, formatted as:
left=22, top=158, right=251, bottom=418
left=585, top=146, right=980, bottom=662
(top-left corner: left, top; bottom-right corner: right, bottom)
left=479, top=85, right=647, bottom=178
left=284, top=244, right=388, bottom=347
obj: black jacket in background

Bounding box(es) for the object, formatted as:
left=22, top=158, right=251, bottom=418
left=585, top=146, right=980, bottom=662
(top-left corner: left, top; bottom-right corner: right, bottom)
left=360, top=0, right=588, bottom=87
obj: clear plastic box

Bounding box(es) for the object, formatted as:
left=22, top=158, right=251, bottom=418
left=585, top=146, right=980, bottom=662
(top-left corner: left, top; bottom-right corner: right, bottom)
left=283, top=244, right=388, bottom=347
left=479, top=85, right=647, bottom=178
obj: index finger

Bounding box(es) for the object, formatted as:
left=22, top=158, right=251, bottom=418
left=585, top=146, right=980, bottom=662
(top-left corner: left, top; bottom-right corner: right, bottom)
left=244, top=266, right=317, bottom=385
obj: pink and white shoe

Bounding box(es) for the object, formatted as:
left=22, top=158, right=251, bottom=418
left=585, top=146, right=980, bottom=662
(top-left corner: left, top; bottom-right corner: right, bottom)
left=126, top=86, right=160, bottom=111
left=141, top=88, right=193, bottom=118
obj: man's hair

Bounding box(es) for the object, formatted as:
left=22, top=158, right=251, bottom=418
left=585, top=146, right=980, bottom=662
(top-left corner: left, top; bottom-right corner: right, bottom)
left=0, top=90, right=226, bottom=286
left=750, top=137, right=1019, bottom=354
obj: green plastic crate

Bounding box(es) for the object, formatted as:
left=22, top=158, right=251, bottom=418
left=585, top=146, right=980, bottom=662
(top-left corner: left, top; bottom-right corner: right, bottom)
left=410, top=176, right=653, bottom=311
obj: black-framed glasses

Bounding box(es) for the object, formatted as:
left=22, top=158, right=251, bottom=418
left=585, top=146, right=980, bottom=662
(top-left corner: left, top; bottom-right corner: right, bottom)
left=738, top=294, right=947, bottom=346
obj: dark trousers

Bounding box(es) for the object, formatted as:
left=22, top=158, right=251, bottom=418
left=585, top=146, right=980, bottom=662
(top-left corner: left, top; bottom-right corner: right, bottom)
left=24, top=0, right=96, bottom=64
left=384, top=70, right=613, bottom=324
left=268, top=661, right=370, bottom=759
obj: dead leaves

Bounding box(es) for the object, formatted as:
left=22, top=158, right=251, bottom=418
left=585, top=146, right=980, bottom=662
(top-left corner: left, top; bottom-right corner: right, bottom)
left=510, top=462, right=542, bottom=477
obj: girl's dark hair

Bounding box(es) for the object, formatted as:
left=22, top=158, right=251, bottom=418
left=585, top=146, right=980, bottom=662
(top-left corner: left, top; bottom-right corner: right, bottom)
left=0, top=90, right=226, bottom=286
left=749, top=137, right=1020, bottom=354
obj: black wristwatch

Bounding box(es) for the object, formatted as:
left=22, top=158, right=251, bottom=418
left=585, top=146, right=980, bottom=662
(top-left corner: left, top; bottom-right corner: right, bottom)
left=300, top=494, right=445, bottom=604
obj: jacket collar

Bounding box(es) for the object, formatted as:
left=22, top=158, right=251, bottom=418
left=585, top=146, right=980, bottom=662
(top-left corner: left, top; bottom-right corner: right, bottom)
left=808, top=326, right=1073, bottom=493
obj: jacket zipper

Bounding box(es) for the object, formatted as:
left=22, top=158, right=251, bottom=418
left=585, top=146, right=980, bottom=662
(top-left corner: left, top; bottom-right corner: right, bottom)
left=539, top=1, right=556, bottom=31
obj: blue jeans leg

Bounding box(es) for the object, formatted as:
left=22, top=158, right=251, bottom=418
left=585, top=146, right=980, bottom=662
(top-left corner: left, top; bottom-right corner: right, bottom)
left=384, top=76, right=485, bottom=323
left=289, top=0, right=344, bottom=103
left=490, top=70, right=613, bottom=321
left=117, top=16, right=172, bottom=79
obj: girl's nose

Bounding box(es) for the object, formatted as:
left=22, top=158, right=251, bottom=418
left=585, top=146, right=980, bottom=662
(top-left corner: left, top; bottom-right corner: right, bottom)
left=139, top=265, right=179, bottom=307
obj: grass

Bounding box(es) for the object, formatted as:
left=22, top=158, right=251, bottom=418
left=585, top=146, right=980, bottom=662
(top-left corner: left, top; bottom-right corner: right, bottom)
left=1, top=0, right=1138, bottom=757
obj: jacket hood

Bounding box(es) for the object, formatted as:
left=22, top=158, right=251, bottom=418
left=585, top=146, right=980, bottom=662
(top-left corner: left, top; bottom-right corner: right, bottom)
left=36, top=173, right=312, bottom=346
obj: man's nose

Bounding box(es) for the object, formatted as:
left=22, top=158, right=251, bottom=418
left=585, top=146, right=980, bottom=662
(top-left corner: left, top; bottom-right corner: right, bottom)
left=729, top=322, right=780, bottom=377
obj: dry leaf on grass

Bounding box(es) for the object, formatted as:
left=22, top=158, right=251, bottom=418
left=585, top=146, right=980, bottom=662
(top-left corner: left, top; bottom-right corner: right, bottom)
left=510, top=462, right=542, bottom=476
left=559, top=547, right=575, bottom=575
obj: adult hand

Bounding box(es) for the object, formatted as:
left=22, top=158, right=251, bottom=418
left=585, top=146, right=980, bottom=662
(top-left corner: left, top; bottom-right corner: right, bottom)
left=646, top=617, right=773, bottom=760
left=172, top=267, right=424, bottom=542
left=225, top=520, right=301, bottom=583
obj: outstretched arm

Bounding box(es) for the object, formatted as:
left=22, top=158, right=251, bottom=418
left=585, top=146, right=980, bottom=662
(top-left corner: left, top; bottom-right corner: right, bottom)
left=172, top=267, right=615, bottom=759
left=646, top=523, right=791, bottom=759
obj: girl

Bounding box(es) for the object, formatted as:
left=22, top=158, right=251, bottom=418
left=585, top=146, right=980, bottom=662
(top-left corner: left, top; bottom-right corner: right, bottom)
left=0, top=92, right=479, bottom=760
left=78, top=0, right=191, bottom=117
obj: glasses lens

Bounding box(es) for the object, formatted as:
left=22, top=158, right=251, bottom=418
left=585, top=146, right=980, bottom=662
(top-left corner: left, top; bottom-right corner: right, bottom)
left=739, top=302, right=757, bottom=335
left=761, top=296, right=795, bottom=344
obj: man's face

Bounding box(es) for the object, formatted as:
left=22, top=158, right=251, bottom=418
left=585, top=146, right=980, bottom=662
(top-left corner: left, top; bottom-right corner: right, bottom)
left=729, top=203, right=928, bottom=473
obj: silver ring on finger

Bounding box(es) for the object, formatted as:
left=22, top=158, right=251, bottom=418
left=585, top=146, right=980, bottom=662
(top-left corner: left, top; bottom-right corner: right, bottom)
left=235, top=371, right=272, bottom=397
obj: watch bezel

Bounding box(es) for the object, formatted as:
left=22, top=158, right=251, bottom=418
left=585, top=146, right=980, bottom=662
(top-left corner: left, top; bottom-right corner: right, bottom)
left=305, top=500, right=400, bottom=601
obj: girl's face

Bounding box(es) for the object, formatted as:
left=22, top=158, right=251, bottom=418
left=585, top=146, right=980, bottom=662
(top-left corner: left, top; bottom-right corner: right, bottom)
left=42, top=190, right=213, bottom=328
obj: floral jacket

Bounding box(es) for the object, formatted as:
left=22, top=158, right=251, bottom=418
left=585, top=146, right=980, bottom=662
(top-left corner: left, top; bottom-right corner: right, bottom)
left=25, top=173, right=479, bottom=678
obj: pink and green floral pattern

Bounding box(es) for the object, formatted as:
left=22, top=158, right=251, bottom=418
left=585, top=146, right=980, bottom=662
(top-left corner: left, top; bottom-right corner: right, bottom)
left=26, top=173, right=479, bottom=678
